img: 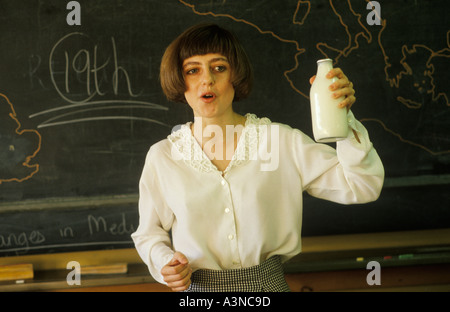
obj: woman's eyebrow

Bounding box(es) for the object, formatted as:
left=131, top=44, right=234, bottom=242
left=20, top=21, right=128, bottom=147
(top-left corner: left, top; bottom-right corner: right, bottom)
left=183, top=57, right=229, bottom=68
left=209, top=57, right=229, bottom=63
left=183, top=61, right=200, bottom=68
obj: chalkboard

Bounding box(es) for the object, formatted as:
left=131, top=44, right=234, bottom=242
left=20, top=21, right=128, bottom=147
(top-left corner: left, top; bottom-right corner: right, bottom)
left=0, top=197, right=137, bottom=256
left=1, top=0, right=449, bottom=257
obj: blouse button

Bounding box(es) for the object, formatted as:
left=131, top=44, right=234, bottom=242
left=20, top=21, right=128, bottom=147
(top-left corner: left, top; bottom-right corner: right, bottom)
left=228, top=234, right=234, bottom=240
left=221, top=179, right=226, bottom=186
left=225, top=208, right=230, bottom=213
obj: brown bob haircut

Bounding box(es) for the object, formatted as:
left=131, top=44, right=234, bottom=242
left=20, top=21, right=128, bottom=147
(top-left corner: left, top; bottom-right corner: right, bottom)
left=160, top=23, right=253, bottom=103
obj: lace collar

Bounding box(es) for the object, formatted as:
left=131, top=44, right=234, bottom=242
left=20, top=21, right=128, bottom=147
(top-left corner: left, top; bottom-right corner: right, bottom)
left=167, top=113, right=271, bottom=174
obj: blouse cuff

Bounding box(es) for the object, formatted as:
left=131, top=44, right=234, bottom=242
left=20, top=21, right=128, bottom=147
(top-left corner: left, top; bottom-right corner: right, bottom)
left=341, top=110, right=372, bottom=152
left=154, top=250, right=174, bottom=271
left=347, top=110, right=358, bottom=133
left=150, top=247, right=174, bottom=284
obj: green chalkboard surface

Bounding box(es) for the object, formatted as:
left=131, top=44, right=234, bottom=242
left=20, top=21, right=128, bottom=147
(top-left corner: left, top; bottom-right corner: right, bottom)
left=1, top=0, right=449, bottom=257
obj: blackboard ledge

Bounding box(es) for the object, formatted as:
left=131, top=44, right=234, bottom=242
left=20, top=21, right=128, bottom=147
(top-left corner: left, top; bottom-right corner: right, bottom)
left=0, top=194, right=139, bottom=213
left=1, top=228, right=449, bottom=270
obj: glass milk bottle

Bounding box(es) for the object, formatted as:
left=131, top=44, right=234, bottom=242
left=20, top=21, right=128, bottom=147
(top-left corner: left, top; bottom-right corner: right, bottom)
left=310, top=59, right=348, bottom=142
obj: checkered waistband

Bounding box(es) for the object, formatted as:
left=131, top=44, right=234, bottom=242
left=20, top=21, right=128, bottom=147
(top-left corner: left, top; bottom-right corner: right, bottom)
left=186, top=256, right=290, bottom=292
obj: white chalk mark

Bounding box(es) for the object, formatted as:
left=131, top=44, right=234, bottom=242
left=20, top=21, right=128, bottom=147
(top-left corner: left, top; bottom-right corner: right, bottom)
left=39, top=32, right=170, bottom=130
left=38, top=105, right=160, bottom=126
left=37, top=116, right=170, bottom=129
left=29, top=100, right=168, bottom=119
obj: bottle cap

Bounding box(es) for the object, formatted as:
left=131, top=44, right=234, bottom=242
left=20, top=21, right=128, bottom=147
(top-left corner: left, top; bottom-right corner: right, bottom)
left=317, top=58, right=333, bottom=64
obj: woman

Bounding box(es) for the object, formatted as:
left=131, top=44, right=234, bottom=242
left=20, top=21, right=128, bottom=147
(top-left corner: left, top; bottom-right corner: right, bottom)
left=131, top=23, right=384, bottom=292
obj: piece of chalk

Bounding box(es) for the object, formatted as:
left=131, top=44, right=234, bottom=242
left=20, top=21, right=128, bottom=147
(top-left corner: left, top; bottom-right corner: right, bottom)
left=383, top=256, right=392, bottom=260
left=399, top=254, right=414, bottom=259
left=356, top=257, right=364, bottom=262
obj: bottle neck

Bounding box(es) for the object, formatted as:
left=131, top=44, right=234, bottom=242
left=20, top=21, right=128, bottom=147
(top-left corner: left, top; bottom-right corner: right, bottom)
left=317, top=60, right=333, bottom=78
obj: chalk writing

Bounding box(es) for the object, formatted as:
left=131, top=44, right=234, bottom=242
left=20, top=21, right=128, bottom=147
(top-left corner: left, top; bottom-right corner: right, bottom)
left=30, top=32, right=169, bottom=129
left=50, top=32, right=141, bottom=102
left=60, top=227, right=74, bottom=238
left=0, top=231, right=46, bottom=252
left=87, top=213, right=135, bottom=236
left=0, top=212, right=135, bottom=255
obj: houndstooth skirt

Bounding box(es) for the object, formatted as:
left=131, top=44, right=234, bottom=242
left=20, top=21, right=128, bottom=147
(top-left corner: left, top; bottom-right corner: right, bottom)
left=185, top=256, right=290, bottom=292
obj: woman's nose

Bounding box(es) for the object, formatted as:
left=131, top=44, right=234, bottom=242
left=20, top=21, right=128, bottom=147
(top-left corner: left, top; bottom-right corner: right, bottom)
left=202, top=70, right=215, bottom=85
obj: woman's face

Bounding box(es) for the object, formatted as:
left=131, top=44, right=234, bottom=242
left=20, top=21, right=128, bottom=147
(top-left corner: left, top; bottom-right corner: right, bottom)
left=183, top=53, right=235, bottom=119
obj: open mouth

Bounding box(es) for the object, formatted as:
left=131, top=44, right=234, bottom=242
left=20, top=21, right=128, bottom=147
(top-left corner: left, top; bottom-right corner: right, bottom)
left=201, top=92, right=216, bottom=101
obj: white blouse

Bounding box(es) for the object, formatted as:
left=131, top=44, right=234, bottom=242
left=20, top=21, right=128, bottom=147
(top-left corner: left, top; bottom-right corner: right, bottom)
left=131, top=112, right=384, bottom=285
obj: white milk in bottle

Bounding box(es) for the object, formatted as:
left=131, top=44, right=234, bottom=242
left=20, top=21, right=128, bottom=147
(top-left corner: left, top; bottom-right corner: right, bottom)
left=310, top=58, right=348, bottom=142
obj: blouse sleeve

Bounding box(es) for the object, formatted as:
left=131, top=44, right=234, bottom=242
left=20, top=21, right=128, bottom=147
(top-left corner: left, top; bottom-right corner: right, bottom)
left=294, top=110, right=385, bottom=204
left=131, top=148, right=175, bottom=285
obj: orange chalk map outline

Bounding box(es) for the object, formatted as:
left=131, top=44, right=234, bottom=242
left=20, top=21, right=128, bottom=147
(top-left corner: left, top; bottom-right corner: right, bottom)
left=0, top=93, right=41, bottom=184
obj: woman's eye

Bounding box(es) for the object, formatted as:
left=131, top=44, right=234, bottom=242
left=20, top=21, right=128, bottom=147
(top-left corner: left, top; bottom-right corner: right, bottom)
left=186, top=68, right=198, bottom=75
left=214, top=65, right=226, bottom=72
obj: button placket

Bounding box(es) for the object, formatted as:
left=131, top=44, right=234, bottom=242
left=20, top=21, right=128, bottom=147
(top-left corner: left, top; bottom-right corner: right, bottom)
left=219, top=176, right=242, bottom=268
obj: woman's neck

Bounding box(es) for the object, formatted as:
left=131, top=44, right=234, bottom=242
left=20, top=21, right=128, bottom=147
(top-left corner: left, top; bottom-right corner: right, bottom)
left=194, top=111, right=244, bottom=127
left=190, top=112, right=246, bottom=172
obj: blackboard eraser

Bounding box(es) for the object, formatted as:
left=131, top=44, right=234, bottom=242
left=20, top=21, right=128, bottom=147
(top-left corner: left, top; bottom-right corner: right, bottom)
left=0, top=263, right=34, bottom=282
left=80, top=263, right=128, bottom=275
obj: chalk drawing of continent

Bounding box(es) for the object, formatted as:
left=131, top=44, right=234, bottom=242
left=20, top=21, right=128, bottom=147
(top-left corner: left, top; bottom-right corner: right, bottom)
left=0, top=93, right=41, bottom=184
left=362, top=23, right=450, bottom=155
left=381, top=29, right=450, bottom=109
